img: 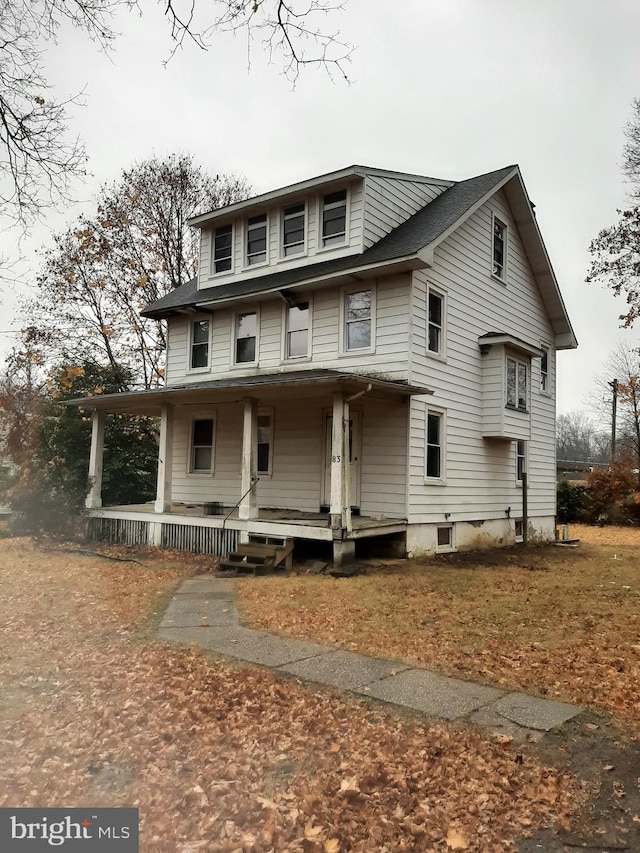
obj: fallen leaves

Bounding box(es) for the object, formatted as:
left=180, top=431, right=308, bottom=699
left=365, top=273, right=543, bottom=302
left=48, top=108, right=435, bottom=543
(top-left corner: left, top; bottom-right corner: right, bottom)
left=0, top=538, right=584, bottom=851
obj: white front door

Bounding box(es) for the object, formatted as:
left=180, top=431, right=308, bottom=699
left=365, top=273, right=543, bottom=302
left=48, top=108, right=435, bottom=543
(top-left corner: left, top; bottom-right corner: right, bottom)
left=322, top=410, right=361, bottom=509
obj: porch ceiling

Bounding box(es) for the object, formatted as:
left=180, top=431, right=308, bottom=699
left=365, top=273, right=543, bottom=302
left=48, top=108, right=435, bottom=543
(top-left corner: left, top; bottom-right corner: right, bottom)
left=61, top=369, right=431, bottom=415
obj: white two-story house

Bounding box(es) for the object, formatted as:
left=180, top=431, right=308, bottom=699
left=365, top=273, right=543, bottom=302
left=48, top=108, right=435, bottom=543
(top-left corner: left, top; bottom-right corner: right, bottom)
left=73, top=164, right=577, bottom=565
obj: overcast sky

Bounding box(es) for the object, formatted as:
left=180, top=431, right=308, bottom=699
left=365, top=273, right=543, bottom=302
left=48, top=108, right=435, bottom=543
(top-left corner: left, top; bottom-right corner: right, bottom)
left=1, top=0, right=639, bottom=420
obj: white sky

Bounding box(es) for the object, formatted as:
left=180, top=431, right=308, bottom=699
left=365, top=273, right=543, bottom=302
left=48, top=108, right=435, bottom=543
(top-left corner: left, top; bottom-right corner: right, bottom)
left=1, top=0, right=639, bottom=419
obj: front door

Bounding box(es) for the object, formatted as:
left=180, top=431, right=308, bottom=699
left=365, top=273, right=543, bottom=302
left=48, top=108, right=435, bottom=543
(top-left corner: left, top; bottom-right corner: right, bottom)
left=322, top=410, right=361, bottom=510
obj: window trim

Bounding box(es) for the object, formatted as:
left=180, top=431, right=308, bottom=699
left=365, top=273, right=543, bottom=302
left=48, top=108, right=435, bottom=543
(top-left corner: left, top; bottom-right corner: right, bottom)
left=280, top=201, right=307, bottom=259
left=426, top=283, right=446, bottom=360
left=189, top=415, right=216, bottom=475
left=340, top=283, right=376, bottom=355
left=514, top=519, right=524, bottom=542
left=256, top=407, right=274, bottom=477
left=540, top=346, right=550, bottom=394
left=212, top=223, right=234, bottom=275
left=282, top=298, right=312, bottom=361
left=188, top=317, right=211, bottom=373
left=506, top=355, right=528, bottom=412
left=244, top=213, right=269, bottom=268
left=424, top=406, right=446, bottom=484
left=318, top=188, right=349, bottom=252
left=492, top=213, right=507, bottom=282
left=516, top=439, right=527, bottom=485
left=233, top=309, right=259, bottom=366
left=435, top=524, right=455, bottom=554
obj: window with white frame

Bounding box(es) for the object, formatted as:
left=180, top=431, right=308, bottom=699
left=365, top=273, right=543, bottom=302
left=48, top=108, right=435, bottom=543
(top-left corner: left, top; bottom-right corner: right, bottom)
left=213, top=224, right=233, bottom=273
left=425, top=410, right=444, bottom=479
left=286, top=302, right=309, bottom=358
left=515, top=519, right=524, bottom=541
left=282, top=203, right=305, bottom=256
left=540, top=348, right=549, bottom=392
left=492, top=216, right=507, bottom=280
left=246, top=214, right=267, bottom=265
left=436, top=525, right=453, bottom=552
left=257, top=410, right=273, bottom=475
left=190, top=318, right=210, bottom=369
left=427, top=287, right=444, bottom=356
left=516, top=439, right=526, bottom=483
left=191, top=418, right=214, bottom=472
left=345, top=289, right=371, bottom=351
left=322, top=189, right=347, bottom=246
left=506, top=356, right=528, bottom=411
left=235, top=312, right=257, bottom=363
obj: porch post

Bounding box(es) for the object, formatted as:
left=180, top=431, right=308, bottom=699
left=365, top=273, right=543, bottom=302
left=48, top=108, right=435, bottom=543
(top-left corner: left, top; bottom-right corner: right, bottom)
left=85, top=409, right=105, bottom=509
left=155, top=404, right=174, bottom=513
left=239, top=397, right=258, bottom=520
left=330, top=393, right=346, bottom=529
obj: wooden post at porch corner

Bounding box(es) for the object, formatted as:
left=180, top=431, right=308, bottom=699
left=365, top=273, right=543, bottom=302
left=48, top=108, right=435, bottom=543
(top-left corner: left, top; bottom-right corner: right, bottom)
left=330, top=393, right=346, bottom=529
left=85, top=409, right=105, bottom=509
left=239, top=397, right=259, bottom=520
left=155, top=404, right=174, bottom=513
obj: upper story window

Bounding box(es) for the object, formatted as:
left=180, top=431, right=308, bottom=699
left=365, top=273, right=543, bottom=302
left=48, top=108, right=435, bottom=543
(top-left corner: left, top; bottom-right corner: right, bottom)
left=213, top=224, right=233, bottom=273
left=345, top=289, right=371, bottom=351
left=286, top=302, right=309, bottom=359
left=506, top=356, right=527, bottom=411
left=540, top=348, right=549, bottom=392
left=425, top=410, right=444, bottom=480
left=235, top=312, right=257, bottom=363
left=493, top=216, right=507, bottom=280
left=322, top=190, right=347, bottom=247
left=282, top=203, right=305, bottom=257
left=190, top=318, right=210, bottom=369
left=246, top=214, right=267, bottom=266
left=427, top=287, right=444, bottom=356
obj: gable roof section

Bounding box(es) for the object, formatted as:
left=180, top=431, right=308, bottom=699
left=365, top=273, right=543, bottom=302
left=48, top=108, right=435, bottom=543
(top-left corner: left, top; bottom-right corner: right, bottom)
left=142, top=164, right=577, bottom=349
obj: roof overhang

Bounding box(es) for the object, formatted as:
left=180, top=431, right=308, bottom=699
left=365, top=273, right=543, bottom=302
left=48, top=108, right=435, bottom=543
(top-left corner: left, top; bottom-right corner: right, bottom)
left=60, top=370, right=431, bottom=416
left=478, top=333, right=544, bottom=358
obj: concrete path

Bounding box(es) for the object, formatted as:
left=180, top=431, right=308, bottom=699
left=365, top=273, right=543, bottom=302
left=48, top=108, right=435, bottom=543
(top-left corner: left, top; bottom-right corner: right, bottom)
left=158, top=576, right=581, bottom=742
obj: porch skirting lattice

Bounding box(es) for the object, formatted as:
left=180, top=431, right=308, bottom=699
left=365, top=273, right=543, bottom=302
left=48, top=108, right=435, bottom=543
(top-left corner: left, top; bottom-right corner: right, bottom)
left=88, top=517, right=238, bottom=556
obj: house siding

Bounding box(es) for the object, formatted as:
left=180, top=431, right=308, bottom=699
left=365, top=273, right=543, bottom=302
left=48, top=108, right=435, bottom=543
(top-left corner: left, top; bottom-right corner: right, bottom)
left=363, top=177, right=447, bottom=248
left=407, top=190, right=556, bottom=529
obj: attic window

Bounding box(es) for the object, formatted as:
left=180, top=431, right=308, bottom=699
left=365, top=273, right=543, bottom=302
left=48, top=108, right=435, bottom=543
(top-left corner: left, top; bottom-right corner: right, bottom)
left=283, top=203, right=305, bottom=256
left=246, top=214, right=267, bottom=266
left=322, top=190, right=347, bottom=246
left=493, top=217, right=506, bottom=279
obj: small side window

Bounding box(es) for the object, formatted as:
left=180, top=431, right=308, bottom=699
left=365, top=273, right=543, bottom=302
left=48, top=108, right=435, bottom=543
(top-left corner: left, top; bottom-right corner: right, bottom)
left=427, top=287, right=444, bottom=356
left=257, top=411, right=274, bottom=475
left=516, top=439, right=526, bottom=483
left=492, top=217, right=507, bottom=280
left=540, top=348, right=549, bottom=392
left=426, top=411, right=443, bottom=480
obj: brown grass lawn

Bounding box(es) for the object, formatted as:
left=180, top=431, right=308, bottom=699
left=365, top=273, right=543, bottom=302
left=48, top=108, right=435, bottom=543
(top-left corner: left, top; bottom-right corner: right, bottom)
left=236, top=524, right=640, bottom=728
left=0, top=537, right=586, bottom=852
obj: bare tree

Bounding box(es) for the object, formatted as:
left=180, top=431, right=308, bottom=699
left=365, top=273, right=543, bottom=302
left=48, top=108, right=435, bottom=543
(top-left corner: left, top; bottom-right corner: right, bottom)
left=623, top=96, right=640, bottom=202
left=22, top=154, right=250, bottom=388
left=592, top=342, right=640, bottom=481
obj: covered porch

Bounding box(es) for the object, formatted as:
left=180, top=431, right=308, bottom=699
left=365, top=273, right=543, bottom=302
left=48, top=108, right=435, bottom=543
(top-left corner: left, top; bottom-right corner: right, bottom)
left=67, top=370, right=429, bottom=565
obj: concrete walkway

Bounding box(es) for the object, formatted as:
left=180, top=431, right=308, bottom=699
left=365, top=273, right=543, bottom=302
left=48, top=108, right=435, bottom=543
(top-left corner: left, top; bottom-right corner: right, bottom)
left=158, top=576, right=581, bottom=742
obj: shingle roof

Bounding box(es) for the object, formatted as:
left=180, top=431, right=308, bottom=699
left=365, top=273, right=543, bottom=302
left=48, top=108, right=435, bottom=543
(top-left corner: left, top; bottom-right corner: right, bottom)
left=142, top=165, right=516, bottom=319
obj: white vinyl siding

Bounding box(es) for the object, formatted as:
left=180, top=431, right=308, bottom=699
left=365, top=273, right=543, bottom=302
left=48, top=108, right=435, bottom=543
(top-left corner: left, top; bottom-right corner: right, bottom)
left=408, top=189, right=556, bottom=524
left=363, top=176, right=448, bottom=248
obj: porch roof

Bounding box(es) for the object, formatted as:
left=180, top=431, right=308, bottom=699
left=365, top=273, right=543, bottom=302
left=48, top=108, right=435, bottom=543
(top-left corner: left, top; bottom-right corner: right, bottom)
left=61, top=369, right=431, bottom=415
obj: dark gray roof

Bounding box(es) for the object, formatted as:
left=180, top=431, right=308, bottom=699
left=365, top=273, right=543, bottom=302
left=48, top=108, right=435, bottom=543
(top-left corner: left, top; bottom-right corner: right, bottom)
left=142, top=165, right=516, bottom=319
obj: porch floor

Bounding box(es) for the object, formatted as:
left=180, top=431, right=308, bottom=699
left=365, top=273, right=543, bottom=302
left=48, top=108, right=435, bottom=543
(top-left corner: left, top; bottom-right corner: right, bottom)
left=101, top=502, right=406, bottom=532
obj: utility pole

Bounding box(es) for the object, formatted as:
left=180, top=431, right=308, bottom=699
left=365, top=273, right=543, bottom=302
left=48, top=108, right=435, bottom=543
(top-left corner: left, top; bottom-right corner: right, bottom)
left=609, top=378, right=618, bottom=463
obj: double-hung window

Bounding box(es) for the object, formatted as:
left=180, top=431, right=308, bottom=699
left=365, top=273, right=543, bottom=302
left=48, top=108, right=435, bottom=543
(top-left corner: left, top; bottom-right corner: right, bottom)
left=191, top=419, right=214, bottom=472
left=425, top=410, right=444, bottom=480
left=506, top=356, right=527, bottom=411
left=345, top=289, right=371, bottom=351
left=493, top=217, right=506, bottom=280
left=235, top=312, right=257, bottom=363
left=282, top=203, right=305, bottom=256
left=286, top=302, right=309, bottom=358
left=190, top=318, right=210, bottom=369
left=213, top=224, right=233, bottom=273
left=516, top=439, right=526, bottom=483
left=246, top=214, right=267, bottom=265
left=427, top=287, right=444, bottom=355
left=257, top=410, right=273, bottom=475
left=540, top=348, right=549, bottom=392
left=322, top=190, right=347, bottom=246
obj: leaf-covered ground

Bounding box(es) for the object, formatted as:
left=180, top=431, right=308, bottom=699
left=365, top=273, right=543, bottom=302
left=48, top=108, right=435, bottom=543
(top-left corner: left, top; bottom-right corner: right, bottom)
left=236, top=524, right=640, bottom=729
left=0, top=537, right=583, bottom=851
